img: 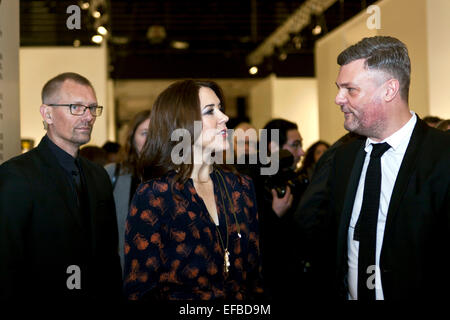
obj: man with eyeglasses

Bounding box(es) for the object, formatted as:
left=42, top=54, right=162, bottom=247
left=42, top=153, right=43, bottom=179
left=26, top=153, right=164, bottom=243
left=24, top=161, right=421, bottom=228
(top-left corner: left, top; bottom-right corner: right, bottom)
left=267, top=120, right=305, bottom=172
left=0, top=72, right=122, bottom=301
left=240, top=118, right=309, bottom=301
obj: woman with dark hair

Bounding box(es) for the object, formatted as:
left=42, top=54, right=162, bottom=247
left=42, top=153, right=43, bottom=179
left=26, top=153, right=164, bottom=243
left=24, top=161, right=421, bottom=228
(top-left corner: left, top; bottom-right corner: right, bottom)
left=298, top=140, right=330, bottom=180
left=123, top=80, right=263, bottom=300
left=436, top=119, right=450, bottom=132
left=105, top=109, right=150, bottom=273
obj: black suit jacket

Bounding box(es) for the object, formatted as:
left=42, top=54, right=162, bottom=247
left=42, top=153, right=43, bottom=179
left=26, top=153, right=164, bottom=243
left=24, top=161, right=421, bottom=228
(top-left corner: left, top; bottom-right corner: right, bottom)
left=0, top=137, right=122, bottom=301
left=296, top=118, right=450, bottom=300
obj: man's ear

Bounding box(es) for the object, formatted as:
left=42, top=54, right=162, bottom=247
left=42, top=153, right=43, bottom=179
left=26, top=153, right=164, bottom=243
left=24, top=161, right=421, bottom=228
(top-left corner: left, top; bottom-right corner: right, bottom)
left=384, top=78, right=400, bottom=102
left=40, top=104, right=54, bottom=125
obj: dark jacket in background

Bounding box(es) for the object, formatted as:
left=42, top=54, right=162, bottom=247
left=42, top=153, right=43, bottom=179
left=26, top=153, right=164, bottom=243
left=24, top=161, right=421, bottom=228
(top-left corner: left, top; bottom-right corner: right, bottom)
left=236, top=161, right=309, bottom=300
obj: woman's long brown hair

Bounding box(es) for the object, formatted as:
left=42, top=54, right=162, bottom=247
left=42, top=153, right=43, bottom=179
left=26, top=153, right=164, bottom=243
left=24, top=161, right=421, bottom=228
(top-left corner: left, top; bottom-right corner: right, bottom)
left=138, top=79, right=237, bottom=186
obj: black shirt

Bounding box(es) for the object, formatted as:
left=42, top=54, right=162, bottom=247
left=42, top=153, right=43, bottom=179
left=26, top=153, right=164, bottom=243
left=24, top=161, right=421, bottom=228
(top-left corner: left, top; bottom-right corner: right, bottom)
left=43, top=135, right=90, bottom=232
left=43, top=135, right=81, bottom=196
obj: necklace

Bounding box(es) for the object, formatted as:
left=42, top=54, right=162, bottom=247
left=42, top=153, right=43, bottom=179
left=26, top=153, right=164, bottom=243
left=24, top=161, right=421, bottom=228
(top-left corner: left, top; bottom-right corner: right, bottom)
left=213, top=169, right=241, bottom=275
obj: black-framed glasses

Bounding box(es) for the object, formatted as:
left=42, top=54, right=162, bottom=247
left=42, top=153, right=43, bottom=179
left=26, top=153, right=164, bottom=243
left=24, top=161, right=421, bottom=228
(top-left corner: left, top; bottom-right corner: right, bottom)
left=47, top=104, right=103, bottom=117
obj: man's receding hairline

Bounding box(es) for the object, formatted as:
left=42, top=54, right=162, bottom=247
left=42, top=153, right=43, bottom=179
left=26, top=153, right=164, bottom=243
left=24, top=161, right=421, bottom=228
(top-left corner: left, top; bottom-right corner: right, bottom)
left=43, top=79, right=95, bottom=104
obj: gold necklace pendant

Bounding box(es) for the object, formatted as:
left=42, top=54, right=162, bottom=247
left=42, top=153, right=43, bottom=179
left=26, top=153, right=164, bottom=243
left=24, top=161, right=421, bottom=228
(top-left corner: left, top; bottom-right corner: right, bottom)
left=224, top=249, right=230, bottom=274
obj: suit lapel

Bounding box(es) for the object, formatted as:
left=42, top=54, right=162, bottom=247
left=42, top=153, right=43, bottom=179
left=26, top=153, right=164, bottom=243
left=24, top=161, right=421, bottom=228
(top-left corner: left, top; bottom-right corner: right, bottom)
left=36, top=138, right=85, bottom=229
left=382, top=119, right=426, bottom=245
left=336, top=140, right=366, bottom=268
left=78, top=158, right=97, bottom=253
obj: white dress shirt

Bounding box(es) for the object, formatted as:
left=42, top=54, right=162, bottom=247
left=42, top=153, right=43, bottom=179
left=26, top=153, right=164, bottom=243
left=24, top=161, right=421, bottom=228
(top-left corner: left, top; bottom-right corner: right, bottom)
left=347, top=111, right=417, bottom=300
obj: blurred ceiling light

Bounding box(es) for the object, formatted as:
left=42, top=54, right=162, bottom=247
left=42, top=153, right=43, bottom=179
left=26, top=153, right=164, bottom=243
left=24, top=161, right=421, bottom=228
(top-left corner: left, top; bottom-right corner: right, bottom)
left=278, top=52, right=288, bottom=61
left=97, top=26, right=108, bottom=35
left=80, top=2, right=89, bottom=10
left=147, top=25, right=166, bottom=44
left=92, top=10, right=101, bottom=19
left=73, top=39, right=81, bottom=47
left=292, top=35, right=302, bottom=50
left=171, top=40, right=189, bottom=49
left=91, top=34, right=103, bottom=44
left=312, top=25, right=322, bottom=36
left=110, top=36, right=129, bottom=45
left=249, top=66, right=258, bottom=75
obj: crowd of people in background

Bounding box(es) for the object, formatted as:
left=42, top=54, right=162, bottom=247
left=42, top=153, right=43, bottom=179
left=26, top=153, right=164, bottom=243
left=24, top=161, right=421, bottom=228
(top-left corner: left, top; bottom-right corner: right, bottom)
left=0, top=35, right=449, bottom=302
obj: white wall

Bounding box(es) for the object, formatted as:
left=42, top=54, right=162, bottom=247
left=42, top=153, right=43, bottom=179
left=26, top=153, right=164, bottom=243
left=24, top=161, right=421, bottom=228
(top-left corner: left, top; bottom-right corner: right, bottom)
left=0, top=0, right=21, bottom=163
left=106, top=79, right=116, bottom=141
left=19, top=45, right=111, bottom=148
left=378, top=0, right=429, bottom=117
left=249, top=75, right=319, bottom=150
left=426, top=0, right=450, bottom=119
left=272, top=78, right=319, bottom=149
left=249, top=75, right=274, bottom=131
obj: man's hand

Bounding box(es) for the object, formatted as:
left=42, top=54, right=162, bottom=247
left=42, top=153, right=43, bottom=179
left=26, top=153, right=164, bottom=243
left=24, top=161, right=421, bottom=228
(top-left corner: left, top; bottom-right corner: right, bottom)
left=271, top=186, right=293, bottom=218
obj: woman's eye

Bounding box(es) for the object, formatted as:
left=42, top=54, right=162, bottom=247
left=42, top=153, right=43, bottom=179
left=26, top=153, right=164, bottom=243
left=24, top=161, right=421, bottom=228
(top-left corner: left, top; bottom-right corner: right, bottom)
left=203, top=108, right=214, bottom=115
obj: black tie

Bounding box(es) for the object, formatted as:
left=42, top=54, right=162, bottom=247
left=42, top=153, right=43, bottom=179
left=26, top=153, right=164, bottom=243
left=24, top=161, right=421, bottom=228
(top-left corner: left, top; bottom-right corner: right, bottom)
left=355, top=142, right=391, bottom=300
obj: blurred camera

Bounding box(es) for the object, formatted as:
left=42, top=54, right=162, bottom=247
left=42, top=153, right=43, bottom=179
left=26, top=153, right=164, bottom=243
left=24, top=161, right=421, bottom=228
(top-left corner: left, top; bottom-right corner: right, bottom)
left=263, top=149, right=309, bottom=199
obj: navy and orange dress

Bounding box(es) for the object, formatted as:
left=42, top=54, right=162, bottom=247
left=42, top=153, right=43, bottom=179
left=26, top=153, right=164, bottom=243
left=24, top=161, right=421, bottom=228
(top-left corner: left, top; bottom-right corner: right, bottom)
left=123, top=167, right=264, bottom=300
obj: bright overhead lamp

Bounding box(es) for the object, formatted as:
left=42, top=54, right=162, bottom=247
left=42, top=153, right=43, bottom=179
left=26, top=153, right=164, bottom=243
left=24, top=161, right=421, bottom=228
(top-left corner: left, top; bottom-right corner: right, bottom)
left=312, top=25, right=322, bottom=36
left=171, top=40, right=189, bottom=50
left=91, top=34, right=103, bottom=44
left=80, top=2, right=89, bottom=10
left=249, top=66, right=258, bottom=75
left=97, top=26, right=108, bottom=35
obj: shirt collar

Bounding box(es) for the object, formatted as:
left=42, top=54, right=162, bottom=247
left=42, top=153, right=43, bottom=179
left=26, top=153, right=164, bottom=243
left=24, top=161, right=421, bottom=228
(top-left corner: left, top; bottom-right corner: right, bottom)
left=365, top=111, right=417, bottom=152
left=43, top=135, right=80, bottom=174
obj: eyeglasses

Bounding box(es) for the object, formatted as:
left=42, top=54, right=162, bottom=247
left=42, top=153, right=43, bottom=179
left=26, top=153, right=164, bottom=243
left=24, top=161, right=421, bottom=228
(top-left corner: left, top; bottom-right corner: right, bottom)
left=47, top=104, right=103, bottom=117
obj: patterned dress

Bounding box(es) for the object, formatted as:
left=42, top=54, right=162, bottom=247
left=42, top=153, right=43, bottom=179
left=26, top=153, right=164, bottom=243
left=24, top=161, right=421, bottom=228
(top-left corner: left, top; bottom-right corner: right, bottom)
left=123, top=167, right=263, bottom=300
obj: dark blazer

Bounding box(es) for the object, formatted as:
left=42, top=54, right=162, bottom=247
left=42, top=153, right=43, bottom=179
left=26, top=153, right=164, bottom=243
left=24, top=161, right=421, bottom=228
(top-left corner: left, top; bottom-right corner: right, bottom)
left=296, top=118, right=450, bottom=300
left=0, top=137, right=122, bottom=301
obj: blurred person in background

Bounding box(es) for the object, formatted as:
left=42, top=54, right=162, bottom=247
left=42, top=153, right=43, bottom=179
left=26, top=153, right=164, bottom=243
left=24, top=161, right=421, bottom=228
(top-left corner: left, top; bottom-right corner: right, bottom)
left=246, top=118, right=310, bottom=300
left=298, top=140, right=330, bottom=181
left=102, top=141, right=121, bottom=164
left=232, top=121, right=258, bottom=177
left=105, top=109, right=150, bottom=273
left=79, top=145, right=108, bottom=166
left=423, top=115, right=442, bottom=127
left=436, top=119, right=450, bottom=132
